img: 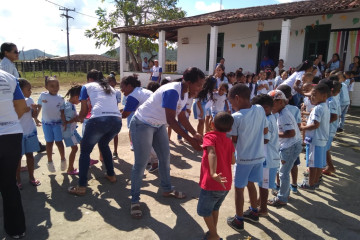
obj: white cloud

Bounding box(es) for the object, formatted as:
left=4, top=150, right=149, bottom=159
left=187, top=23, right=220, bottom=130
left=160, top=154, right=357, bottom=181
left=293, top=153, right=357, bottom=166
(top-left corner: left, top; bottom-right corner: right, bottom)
left=195, top=1, right=223, bottom=13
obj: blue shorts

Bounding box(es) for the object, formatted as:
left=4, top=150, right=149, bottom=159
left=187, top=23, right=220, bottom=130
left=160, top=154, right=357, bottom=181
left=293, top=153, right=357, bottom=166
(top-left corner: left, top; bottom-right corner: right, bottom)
left=306, top=144, right=326, bottom=168
left=258, top=167, right=277, bottom=189
left=325, top=136, right=334, bottom=151
left=22, top=134, right=40, bottom=155
left=197, top=189, right=229, bottom=217
left=42, top=124, right=63, bottom=142
left=234, top=162, right=263, bottom=188
left=63, top=130, right=82, bottom=147
left=193, top=101, right=209, bottom=120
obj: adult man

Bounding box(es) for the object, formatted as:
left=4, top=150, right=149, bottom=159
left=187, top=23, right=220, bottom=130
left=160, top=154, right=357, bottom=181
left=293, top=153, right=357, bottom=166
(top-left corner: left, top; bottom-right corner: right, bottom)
left=142, top=57, right=150, bottom=73
left=150, top=60, right=162, bottom=83
left=260, top=56, right=275, bottom=70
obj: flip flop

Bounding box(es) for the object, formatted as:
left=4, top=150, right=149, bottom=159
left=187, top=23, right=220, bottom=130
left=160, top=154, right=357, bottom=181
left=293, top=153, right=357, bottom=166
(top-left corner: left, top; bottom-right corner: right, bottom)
left=131, top=203, right=142, bottom=219
left=67, top=169, right=79, bottom=175
left=68, top=186, right=86, bottom=196
left=322, top=170, right=335, bottom=176
left=29, top=179, right=41, bottom=186
left=163, top=190, right=186, bottom=199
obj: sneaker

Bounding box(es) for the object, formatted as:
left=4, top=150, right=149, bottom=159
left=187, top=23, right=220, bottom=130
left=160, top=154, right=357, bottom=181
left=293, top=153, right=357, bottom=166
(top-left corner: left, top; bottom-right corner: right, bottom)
left=148, top=165, right=159, bottom=173
left=290, top=184, right=298, bottom=193
left=227, top=216, right=244, bottom=232
left=243, top=208, right=259, bottom=222
left=337, top=128, right=343, bottom=132
left=298, top=183, right=315, bottom=193
left=271, top=188, right=278, bottom=197
left=60, top=159, right=67, bottom=171
left=90, top=159, right=99, bottom=166
left=47, top=162, right=56, bottom=173
left=112, top=152, right=118, bottom=159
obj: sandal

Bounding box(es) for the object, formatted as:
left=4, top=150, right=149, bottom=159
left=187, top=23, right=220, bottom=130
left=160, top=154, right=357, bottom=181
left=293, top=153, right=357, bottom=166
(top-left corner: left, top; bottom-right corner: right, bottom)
left=29, top=179, right=41, bottom=186
left=267, top=197, right=287, bottom=207
left=131, top=203, right=142, bottom=219
left=105, top=174, right=117, bottom=183
left=67, top=169, right=79, bottom=175
left=322, top=170, right=335, bottom=176
left=163, top=190, right=186, bottom=199
left=68, top=186, right=86, bottom=196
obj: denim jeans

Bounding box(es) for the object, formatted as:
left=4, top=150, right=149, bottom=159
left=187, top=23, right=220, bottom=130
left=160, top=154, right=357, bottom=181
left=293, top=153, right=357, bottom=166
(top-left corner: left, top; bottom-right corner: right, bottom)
left=177, top=119, right=188, bottom=140
left=79, top=116, right=122, bottom=186
left=277, top=141, right=302, bottom=202
left=130, top=116, right=172, bottom=203
left=339, top=104, right=349, bottom=129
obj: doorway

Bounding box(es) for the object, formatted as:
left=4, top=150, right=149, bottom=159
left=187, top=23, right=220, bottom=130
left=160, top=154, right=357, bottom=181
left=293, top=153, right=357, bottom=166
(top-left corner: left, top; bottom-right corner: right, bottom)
left=256, top=30, right=281, bottom=73
left=303, top=24, right=331, bottom=61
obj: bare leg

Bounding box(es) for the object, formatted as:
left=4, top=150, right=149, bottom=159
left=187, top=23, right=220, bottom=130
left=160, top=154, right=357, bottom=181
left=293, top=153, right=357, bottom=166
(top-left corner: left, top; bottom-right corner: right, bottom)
left=54, top=141, right=65, bottom=160
left=291, top=165, right=298, bottom=185
left=325, top=151, right=335, bottom=172
left=113, top=135, right=118, bottom=154
left=203, top=213, right=220, bottom=240
left=315, top=168, right=323, bottom=184
left=247, top=182, right=258, bottom=210
left=259, top=187, right=268, bottom=213
left=197, top=119, right=205, bottom=136
left=205, top=115, right=211, bottom=133
left=235, top=187, right=245, bottom=217
left=168, top=127, right=172, bottom=140
left=25, top=153, right=35, bottom=181
left=46, top=141, right=54, bottom=162
left=308, top=167, right=317, bottom=187
left=67, top=145, right=78, bottom=172
left=276, top=172, right=280, bottom=186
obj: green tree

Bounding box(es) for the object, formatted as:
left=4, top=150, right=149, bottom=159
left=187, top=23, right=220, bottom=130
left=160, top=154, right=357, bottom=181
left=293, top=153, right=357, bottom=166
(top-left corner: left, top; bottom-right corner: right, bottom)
left=85, top=0, right=185, bottom=71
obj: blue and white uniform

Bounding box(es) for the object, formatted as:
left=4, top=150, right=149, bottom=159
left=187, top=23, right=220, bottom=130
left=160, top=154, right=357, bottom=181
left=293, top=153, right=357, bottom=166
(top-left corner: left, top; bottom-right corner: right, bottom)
left=124, top=87, right=153, bottom=128
left=325, top=96, right=339, bottom=151
left=150, top=66, right=162, bottom=82
left=210, top=92, right=227, bottom=117
left=62, top=101, right=81, bottom=147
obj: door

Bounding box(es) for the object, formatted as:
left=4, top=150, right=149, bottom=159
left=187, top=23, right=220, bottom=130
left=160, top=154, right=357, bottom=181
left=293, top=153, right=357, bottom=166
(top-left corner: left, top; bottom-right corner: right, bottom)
left=257, top=30, right=281, bottom=73
left=303, top=24, right=331, bottom=61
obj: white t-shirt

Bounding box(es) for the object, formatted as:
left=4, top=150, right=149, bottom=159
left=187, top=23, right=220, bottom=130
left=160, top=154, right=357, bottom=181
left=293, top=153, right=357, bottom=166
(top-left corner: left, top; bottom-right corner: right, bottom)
left=303, top=96, right=315, bottom=113
left=216, top=76, right=228, bottom=89
left=150, top=66, right=162, bottom=81
left=327, top=96, right=339, bottom=138
left=135, top=82, right=188, bottom=126
left=286, top=105, right=301, bottom=124
left=268, top=79, right=275, bottom=91
left=229, top=105, right=267, bottom=165
left=79, top=82, right=121, bottom=119
left=264, top=114, right=280, bottom=168
left=0, top=57, right=19, bottom=78
left=115, top=89, right=122, bottom=104
left=257, top=80, right=269, bottom=94
left=37, top=92, right=64, bottom=124
left=0, top=70, right=24, bottom=135
left=62, top=101, right=78, bottom=138
left=305, top=102, right=330, bottom=146
left=142, top=61, right=150, bottom=72
left=210, top=92, right=227, bottom=113
left=281, top=71, right=305, bottom=95
left=19, top=97, right=37, bottom=136
left=277, top=107, right=301, bottom=149
left=123, top=87, right=153, bottom=112
left=274, top=66, right=285, bottom=76
left=274, top=76, right=284, bottom=88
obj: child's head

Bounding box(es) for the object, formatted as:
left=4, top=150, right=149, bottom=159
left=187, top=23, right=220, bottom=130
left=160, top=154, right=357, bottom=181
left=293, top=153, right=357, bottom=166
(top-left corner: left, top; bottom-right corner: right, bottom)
left=344, top=71, right=352, bottom=79
left=213, top=111, right=233, bottom=132
left=120, top=75, right=141, bottom=96
left=235, top=70, right=244, bottom=83
left=65, top=85, right=82, bottom=104
left=218, top=83, right=228, bottom=96
left=296, top=60, right=314, bottom=73
left=312, top=76, right=320, bottom=84
left=160, top=77, right=171, bottom=86
left=310, top=83, right=330, bottom=105
left=197, top=76, right=216, bottom=101
left=281, top=70, right=288, bottom=80
left=45, top=76, right=59, bottom=95
left=302, top=82, right=313, bottom=94
left=302, top=72, right=314, bottom=84
left=252, top=74, right=258, bottom=83
left=107, top=74, right=117, bottom=88
left=259, top=70, right=266, bottom=80
left=228, top=84, right=250, bottom=111
left=276, top=85, right=292, bottom=101
left=18, top=78, right=32, bottom=98
left=227, top=72, right=236, bottom=84
left=154, top=60, right=159, bottom=67
left=215, top=64, right=225, bottom=78
left=319, top=79, right=334, bottom=97
left=268, top=90, right=287, bottom=113
left=335, top=72, right=345, bottom=82
left=147, top=81, right=160, bottom=92
left=332, top=80, right=342, bottom=97
left=251, top=94, right=274, bottom=116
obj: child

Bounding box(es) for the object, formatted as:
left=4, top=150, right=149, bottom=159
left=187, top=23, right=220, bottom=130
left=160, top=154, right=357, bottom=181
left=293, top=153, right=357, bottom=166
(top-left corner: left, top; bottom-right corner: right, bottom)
left=336, top=72, right=350, bottom=132
left=227, top=72, right=236, bottom=90
left=197, top=112, right=235, bottom=240
left=210, top=83, right=229, bottom=118
left=150, top=59, right=162, bottom=83
left=107, top=74, right=121, bottom=159
left=16, top=79, right=41, bottom=188
left=251, top=94, right=280, bottom=216
left=257, top=71, right=269, bottom=95
left=344, top=71, right=355, bottom=107
left=214, top=64, right=228, bottom=88
left=227, top=84, right=268, bottom=232
left=248, top=74, right=258, bottom=100
left=299, top=83, right=330, bottom=191
left=37, top=76, right=66, bottom=172
left=61, top=85, right=82, bottom=175
left=274, top=70, right=287, bottom=89
left=267, top=70, right=275, bottom=91
left=267, top=90, right=302, bottom=206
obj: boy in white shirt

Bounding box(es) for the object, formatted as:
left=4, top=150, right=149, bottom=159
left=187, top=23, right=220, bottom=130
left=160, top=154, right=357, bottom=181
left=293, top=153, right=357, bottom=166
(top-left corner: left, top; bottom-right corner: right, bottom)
left=257, top=71, right=269, bottom=95
left=150, top=60, right=162, bottom=83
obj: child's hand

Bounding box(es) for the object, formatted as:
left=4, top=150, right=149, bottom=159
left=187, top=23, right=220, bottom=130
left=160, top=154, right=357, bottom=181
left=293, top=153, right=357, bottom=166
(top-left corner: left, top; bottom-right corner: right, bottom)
left=211, top=172, right=227, bottom=189
left=30, top=104, right=38, bottom=111
left=35, top=119, right=41, bottom=126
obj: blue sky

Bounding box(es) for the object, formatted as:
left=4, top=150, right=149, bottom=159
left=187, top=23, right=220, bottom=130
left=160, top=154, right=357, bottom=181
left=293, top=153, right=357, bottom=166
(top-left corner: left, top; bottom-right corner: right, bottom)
left=0, top=0, right=295, bottom=56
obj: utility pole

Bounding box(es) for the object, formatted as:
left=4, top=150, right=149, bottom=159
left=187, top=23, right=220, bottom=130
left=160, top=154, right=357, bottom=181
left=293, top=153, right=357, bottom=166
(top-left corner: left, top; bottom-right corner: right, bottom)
left=220, top=0, right=222, bottom=10
left=59, top=7, right=75, bottom=73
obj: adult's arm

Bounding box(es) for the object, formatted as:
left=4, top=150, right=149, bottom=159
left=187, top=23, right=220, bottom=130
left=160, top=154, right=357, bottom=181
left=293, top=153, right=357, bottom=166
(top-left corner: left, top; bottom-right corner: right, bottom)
left=78, top=100, right=89, bottom=120
left=13, top=99, right=27, bottom=118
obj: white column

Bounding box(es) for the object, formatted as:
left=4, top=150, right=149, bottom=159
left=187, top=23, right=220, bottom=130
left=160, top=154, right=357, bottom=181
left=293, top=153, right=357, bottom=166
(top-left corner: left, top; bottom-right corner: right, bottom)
left=158, top=30, right=166, bottom=71
left=279, top=19, right=291, bottom=62
left=119, top=33, right=126, bottom=77
left=208, top=26, right=218, bottom=75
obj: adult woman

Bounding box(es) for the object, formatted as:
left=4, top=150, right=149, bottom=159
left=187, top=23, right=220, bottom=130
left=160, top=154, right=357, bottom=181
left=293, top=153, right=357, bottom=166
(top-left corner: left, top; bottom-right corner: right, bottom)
left=0, top=42, right=20, bottom=78
left=327, top=53, right=343, bottom=71
left=348, top=56, right=360, bottom=74
left=0, top=69, right=27, bottom=238
left=130, top=67, right=205, bottom=218
left=68, top=69, right=122, bottom=195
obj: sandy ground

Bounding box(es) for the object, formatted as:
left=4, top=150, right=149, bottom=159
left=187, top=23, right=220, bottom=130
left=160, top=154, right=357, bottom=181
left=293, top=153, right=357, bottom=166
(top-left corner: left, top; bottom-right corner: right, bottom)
left=1, top=87, right=360, bottom=240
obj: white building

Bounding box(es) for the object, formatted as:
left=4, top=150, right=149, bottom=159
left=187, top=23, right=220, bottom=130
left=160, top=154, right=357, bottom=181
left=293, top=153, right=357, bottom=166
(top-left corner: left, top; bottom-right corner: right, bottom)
left=112, top=0, right=360, bottom=105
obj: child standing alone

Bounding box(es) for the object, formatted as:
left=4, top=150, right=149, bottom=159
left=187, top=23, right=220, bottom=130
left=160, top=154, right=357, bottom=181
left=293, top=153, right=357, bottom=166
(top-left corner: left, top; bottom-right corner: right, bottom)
left=37, top=76, right=66, bottom=172
left=197, top=112, right=235, bottom=240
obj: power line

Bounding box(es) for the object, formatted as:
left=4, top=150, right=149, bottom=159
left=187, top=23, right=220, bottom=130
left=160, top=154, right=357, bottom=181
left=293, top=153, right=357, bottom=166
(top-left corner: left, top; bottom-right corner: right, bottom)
left=45, top=0, right=98, bottom=19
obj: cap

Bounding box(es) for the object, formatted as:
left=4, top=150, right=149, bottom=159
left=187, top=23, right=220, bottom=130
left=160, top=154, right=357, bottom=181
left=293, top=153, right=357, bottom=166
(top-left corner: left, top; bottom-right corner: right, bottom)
left=268, top=90, right=287, bottom=100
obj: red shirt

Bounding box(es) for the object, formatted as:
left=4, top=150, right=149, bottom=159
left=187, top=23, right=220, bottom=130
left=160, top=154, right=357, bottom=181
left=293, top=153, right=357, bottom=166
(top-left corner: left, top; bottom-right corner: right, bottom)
left=200, top=131, right=235, bottom=191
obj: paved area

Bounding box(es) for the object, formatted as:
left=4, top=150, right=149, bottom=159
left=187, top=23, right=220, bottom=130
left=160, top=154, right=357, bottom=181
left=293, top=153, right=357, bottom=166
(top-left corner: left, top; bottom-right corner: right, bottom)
left=1, top=88, right=360, bottom=240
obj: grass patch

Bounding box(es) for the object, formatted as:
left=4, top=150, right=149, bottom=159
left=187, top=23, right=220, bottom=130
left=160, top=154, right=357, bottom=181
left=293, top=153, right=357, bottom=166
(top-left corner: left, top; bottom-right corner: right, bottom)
left=19, top=71, right=87, bottom=88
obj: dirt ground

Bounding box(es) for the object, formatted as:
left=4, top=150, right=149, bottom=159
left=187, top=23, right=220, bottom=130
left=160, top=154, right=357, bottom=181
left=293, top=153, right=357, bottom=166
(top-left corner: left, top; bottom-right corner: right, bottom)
left=1, top=87, right=360, bottom=240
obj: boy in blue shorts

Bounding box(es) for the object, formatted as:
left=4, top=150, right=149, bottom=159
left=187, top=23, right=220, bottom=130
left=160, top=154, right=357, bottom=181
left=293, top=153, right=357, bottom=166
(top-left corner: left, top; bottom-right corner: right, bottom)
left=227, top=84, right=268, bottom=232
left=251, top=94, right=280, bottom=216
left=197, top=112, right=235, bottom=240
left=299, top=83, right=330, bottom=192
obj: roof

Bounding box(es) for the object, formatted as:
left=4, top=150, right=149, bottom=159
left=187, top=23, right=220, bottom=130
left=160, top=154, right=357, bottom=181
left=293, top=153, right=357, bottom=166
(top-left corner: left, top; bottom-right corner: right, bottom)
left=112, top=0, right=360, bottom=41
left=50, top=54, right=118, bottom=62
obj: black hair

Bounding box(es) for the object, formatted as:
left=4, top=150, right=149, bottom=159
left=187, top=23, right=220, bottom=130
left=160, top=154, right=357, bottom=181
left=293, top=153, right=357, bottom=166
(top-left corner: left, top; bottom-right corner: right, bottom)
left=18, top=78, right=31, bottom=90
left=227, top=72, right=235, bottom=79
left=197, top=76, right=216, bottom=101
left=219, top=82, right=229, bottom=97
left=295, top=60, right=313, bottom=72
left=276, top=84, right=292, bottom=99
left=332, top=80, right=342, bottom=93
left=228, top=83, right=250, bottom=100
left=147, top=82, right=160, bottom=92
left=182, top=67, right=205, bottom=83
left=214, top=112, right=233, bottom=132
left=87, top=69, right=111, bottom=94
left=45, top=76, right=58, bottom=86
left=216, top=64, right=226, bottom=81
left=121, top=75, right=141, bottom=88
left=329, top=75, right=339, bottom=81
left=160, top=78, right=171, bottom=85
left=251, top=94, right=274, bottom=108
left=65, top=85, right=82, bottom=98
left=279, top=69, right=286, bottom=76
left=236, top=70, right=243, bottom=80
left=332, top=53, right=340, bottom=61
left=0, top=42, right=17, bottom=59
left=313, top=83, right=330, bottom=96
left=107, top=74, right=116, bottom=83
left=312, top=76, right=320, bottom=84
left=319, top=79, right=334, bottom=90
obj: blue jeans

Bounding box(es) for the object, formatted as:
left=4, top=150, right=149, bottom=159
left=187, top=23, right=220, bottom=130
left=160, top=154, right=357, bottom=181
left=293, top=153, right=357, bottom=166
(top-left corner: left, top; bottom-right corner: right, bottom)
left=277, top=141, right=302, bottom=202
left=339, top=105, right=349, bottom=129
left=78, top=116, right=122, bottom=186
left=177, top=119, right=188, bottom=140
left=130, top=116, right=172, bottom=203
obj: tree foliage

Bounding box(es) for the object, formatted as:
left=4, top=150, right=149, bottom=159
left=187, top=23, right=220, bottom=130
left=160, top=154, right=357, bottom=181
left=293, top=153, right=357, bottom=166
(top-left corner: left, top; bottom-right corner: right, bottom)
left=85, top=0, right=185, bottom=71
